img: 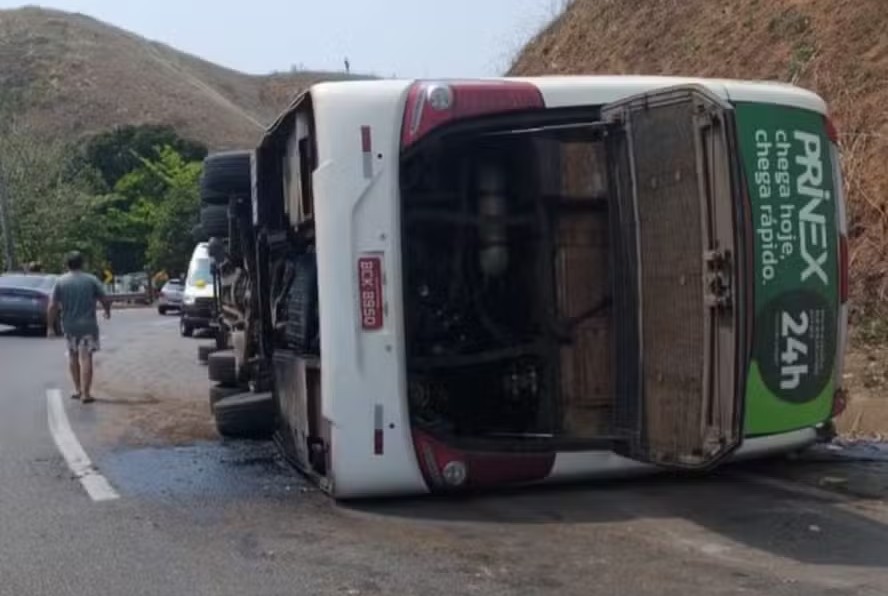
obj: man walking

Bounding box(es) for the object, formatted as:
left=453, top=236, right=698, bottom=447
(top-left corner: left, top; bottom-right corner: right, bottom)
left=48, top=252, right=112, bottom=403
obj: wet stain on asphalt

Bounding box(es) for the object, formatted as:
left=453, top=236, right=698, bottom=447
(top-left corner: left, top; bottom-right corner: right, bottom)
left=101, top=441, right=310, bottom=501
left=741, top=440, right=888, bottom=500
left=826, top=440, right=888, bottom=462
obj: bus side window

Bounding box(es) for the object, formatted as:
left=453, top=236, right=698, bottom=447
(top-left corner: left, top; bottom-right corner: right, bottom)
left=298, top=135, right=314, bottom=219
left=286, top=111, right=317, bottom=226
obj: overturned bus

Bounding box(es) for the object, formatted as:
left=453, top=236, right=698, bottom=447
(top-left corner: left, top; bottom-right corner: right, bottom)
left=199, top=76, right=849, bottom=499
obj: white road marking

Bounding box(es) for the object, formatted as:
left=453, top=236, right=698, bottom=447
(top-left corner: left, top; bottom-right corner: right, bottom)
left=46, top=389, right=120, bottom=502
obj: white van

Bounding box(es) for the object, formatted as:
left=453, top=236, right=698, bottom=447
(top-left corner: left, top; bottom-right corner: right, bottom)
left=227, top=76, right=849, bottom=498
left=180, top=242, right=216, bottom=337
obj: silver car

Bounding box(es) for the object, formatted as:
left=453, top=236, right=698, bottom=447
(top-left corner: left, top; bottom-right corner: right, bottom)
left=157, top=279, right=184, bottom=315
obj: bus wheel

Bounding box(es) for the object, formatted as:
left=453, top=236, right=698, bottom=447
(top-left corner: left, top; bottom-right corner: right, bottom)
left=198, top=344, right=218, bottom=364
left=214, top=392, right=274, bottom=439
left=209, top=383, right=242, bottom=411
left=208, top=350, right=237, bottom=386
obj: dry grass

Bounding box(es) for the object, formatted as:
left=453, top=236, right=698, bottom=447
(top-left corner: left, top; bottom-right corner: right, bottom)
left=0, top=7, right=365, bottom=149
left=511, top=0, right=888, bottom=330
left=837, top=341, right=888, bottom=437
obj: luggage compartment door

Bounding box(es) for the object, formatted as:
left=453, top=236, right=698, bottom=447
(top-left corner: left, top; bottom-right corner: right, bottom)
left=603, top=85, right=745, bottom=468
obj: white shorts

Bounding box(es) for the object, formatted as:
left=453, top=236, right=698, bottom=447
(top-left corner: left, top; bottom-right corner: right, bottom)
left=66, top=334, right=100, bottom=356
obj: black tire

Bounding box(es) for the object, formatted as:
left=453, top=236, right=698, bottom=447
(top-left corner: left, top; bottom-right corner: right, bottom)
left=201, top=204, right=229, bottom=238
left=209, top=383, right=242, bottom=410
left=158, top=306, right=167, bottom=315
left=227, top=199, right=244, bottom=260
left=214, top=329, right=228, bottom=350
left=197, top=343, right=218, bottom=363
left=208, top=349, right=237, bottom=386
left=286, top=254, right=319, bottom=353
left=192, top=223, right=208, bottom=242
left=214, top=392, right=275, bottom=439
left=201, top=151, right=251, bottom=203
left=180, top=317, right=194, bottom=338
left=200, top=187, right=231, bottom=206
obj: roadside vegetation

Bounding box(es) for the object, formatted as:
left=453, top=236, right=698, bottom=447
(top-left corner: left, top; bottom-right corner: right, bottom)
left=511, top=0, right=888, bottom=347
left=0, top=121, right=206, bottom=278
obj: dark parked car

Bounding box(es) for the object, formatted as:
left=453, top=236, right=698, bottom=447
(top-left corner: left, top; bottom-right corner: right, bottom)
left=0, top=273, right=60, bottom=334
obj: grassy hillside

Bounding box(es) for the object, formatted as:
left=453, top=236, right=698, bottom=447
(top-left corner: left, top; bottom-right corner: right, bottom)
left=0, top=6, right=362, bottom=149
left=511, top=0, right=888, bottom=325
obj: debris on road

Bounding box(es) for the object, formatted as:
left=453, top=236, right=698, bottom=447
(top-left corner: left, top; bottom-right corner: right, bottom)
left=818, top=476, right=849, bottom=488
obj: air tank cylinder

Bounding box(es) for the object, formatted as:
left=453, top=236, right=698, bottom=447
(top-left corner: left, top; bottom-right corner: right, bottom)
left=477, top=164, right=509, bottom=277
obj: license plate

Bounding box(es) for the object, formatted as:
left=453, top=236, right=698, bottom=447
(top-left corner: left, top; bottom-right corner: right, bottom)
left=358, top=255, right=384, bottom=331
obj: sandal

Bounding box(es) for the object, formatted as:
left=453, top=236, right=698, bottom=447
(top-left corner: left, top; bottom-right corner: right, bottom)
left=81, top=395, right=95, bottom=404
left=70, top=393, right=81, bottom=400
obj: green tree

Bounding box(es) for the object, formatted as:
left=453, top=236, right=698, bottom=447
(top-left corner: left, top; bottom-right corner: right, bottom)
left=112, top=146, right=202, bottom=276
left=0, top=121, right=205, bottom=277
left=142, top=147, right=202, bottom=276
left=81, top=124, right=207, bottom=191
left=0, top=122, right=105, bottom=272
left=75, top=125, right=207, bottom=275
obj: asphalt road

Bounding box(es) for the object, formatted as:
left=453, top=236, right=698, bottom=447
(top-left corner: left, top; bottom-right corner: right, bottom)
left=2, top=309, right=888, bottom=595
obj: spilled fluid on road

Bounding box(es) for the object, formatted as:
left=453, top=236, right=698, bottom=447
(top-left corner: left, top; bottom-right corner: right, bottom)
left=100, top=440, right=310, bottom=501
left=738, top=439, right=888, bottom=500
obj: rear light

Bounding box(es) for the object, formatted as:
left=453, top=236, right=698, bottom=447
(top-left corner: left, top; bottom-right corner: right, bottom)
left=824, top=115, right=839, bottom=144
left=373, top=428, right=384, bottom=456
left=401, top=80, right=545, bottom=148
left=412, top=430, right=555, bottom=492
left=373, top=404, right=384, bottom=455
left=839, top=234, right=848, bottom=304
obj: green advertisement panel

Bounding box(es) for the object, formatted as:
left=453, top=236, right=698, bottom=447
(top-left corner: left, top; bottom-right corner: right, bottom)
left=734, top=103, right=839, bottom=435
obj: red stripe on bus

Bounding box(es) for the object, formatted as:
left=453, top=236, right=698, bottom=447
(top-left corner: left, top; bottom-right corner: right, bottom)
left=361, top=126, right=372, bottom=153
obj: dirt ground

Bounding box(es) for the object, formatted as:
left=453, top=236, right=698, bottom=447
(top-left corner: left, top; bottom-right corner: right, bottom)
left=92, top=310, right=218, bottom=446
left=101, top=398, right=219, bottom=446
left=837, top=340, right=888, bottom=437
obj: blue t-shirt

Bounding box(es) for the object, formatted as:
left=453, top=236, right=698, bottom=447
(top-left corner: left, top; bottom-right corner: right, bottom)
left=52, top=272, right=106, bottom=337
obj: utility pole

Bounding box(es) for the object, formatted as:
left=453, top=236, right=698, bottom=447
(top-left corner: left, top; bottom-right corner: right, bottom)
left=0, top=170, right=17, bottom=272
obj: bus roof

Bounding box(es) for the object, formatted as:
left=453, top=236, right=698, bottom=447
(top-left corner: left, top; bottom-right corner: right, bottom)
left=258, top=75, right=827, bottom=153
